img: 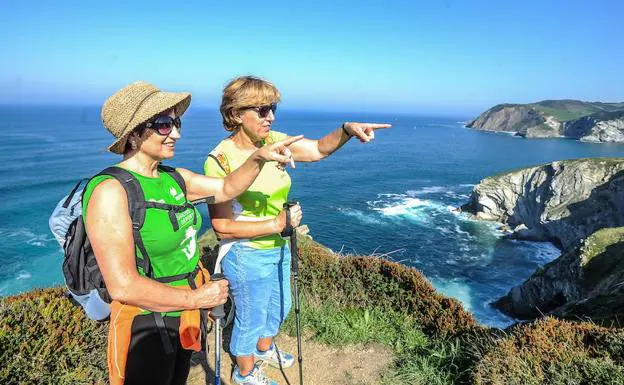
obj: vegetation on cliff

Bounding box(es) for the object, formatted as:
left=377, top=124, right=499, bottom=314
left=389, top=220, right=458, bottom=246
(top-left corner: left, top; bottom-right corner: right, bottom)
left=1, top=232, right=623, bottom=384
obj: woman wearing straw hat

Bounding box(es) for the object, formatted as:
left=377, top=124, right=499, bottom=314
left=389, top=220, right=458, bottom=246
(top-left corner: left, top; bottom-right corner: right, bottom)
left=205, top=76, right=391, bottom=385
left=85, top=81, right=303, bottom=385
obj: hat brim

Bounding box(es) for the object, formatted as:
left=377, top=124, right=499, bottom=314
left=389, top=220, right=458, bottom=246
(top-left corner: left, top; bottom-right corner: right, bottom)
left=108, top=91, right=191, bottom=154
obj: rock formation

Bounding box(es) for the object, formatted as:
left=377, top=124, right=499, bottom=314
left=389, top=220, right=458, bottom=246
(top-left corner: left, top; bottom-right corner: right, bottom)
left=461, top=158, right=624, bottom=322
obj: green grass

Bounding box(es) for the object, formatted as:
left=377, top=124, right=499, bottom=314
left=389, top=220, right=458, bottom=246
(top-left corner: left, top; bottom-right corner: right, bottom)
left=580, top=227, right=624, bottom=266
left=282, top=298, right=461, bottom=385
left=531, top=105, right=594, bottom=121
left=283, top=300, right=428, bottom=352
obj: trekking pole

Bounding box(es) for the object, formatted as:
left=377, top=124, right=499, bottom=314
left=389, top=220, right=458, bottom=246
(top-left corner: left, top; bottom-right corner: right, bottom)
left=283, top=202, right=304, bottom=385
left=210, top=273, right=226, bottom=385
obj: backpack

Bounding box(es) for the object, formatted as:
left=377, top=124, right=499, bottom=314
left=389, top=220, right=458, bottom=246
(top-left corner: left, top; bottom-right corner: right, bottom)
left=49, top=164, right=205, bottom=322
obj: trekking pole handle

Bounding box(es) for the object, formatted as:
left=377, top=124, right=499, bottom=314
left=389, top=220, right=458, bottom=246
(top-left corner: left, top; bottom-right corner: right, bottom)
left=281, top=201, right=299, bottom=237
left=210, top=273, right=226, bottom=320
left=283, top=201, right=300, bottom=274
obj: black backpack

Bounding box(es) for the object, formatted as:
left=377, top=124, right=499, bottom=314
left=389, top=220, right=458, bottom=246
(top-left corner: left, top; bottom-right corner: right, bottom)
left=50, top=165, right=213, bottom=353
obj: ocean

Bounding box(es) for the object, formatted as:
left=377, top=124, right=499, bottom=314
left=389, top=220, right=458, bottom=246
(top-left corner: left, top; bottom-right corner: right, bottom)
left=3, top=105, right=624, bottom=327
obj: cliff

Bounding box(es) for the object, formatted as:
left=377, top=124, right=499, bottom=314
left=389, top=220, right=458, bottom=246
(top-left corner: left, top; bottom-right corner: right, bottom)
left=564, top=110, right=624, bottom=143
left=460, top=158, right=624, bottom=250
left=467, top=100, right=624, bottom=142
left=461, top=158, right=624, bottom=322
left=494, top=227, right=624, bottom=321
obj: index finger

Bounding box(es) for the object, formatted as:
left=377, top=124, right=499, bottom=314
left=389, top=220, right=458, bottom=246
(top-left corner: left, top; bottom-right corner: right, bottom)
left=278, top=134, right=305, bottom=146
left=367, top=123, right=392, bottom=129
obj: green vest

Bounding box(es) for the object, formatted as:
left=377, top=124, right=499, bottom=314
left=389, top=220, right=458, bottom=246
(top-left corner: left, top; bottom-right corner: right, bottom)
left=83, top=166, right=202, bottom=316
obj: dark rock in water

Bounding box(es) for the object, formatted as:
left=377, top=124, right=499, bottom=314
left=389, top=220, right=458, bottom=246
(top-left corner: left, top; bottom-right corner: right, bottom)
left=494, top=227, right=624, bottom=323
left=461, top=158, right=624, bottom=323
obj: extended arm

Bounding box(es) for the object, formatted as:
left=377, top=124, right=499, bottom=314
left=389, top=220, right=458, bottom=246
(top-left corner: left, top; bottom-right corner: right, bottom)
left=178, top=135, right=304, bottom=202
left=288, top=122, right=392, bottom=162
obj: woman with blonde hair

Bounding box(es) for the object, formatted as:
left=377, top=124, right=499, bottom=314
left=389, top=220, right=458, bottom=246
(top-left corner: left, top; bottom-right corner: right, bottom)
left=205, top=75, right=390, bottom=385
left=86, top=81, right=302, bottom=385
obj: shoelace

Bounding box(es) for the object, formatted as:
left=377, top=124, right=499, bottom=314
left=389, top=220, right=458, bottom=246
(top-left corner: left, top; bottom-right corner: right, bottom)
left=252, top=361, right=272, bottom=385
left=266, top=343, right=289, bottom=364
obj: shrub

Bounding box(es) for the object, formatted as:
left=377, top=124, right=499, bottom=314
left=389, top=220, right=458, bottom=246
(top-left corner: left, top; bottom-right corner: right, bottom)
left=295, top=238, right=479, bottom=337
left=471, top=317, right=624, bottom=385
left=3, top=233, right=623, bottom=384
left=0, top=287, right=107, bottom=385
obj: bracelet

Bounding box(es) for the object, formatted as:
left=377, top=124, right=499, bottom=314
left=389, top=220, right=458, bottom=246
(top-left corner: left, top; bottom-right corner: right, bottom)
left=341, top=122, right=353, bottom=137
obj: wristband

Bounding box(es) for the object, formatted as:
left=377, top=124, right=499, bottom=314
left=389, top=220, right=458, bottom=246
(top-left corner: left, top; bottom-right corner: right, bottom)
left=341, top=122, right=353, bottom=137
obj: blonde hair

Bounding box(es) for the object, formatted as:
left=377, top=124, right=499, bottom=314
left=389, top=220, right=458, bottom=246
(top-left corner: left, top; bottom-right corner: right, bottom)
left=220, top=76, right=281, bottom=132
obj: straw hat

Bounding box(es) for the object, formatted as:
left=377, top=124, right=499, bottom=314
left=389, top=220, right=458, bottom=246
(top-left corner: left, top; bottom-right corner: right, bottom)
left=101, top=81, right=191, bottom=154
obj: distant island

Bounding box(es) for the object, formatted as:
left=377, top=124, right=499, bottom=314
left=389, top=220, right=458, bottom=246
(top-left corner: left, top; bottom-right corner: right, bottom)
left=467, top=100, right=624, bottom=143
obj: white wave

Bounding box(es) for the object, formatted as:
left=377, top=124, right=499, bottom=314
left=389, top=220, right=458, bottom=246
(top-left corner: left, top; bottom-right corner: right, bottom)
left=372, top=197, right=432, bottom=216
left=337, top=208, right=386, bottom=225
left=435, top=226, right=453, bottom=234
left=16, top=271, right=31, bottom=280
left=454, top=224, right=471, bottom=237
left=406, top=186, right=449, bottom=196
left=0, top=227, right=53, bottom=247
left=431, top=277, right=474, bottom=311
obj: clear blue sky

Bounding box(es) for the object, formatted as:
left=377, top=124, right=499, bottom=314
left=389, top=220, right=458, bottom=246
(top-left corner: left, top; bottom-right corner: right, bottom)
left=1, top=0, right=623, bottom=115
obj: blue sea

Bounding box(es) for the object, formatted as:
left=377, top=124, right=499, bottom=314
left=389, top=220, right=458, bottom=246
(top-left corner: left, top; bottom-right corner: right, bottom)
left=3, top=105, right=624, bottom=327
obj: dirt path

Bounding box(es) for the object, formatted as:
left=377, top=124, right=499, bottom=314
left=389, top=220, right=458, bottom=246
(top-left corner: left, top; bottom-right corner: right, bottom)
left=187, top=333, right=393, bottom=385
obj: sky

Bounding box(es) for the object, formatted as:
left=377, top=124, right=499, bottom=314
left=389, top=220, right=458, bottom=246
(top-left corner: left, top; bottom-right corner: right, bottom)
left=1, top=0, right=623, bottom=115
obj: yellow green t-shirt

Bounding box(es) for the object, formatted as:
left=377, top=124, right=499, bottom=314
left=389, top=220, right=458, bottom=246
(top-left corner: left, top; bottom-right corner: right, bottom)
left=204, top=131, right=291, bottom=249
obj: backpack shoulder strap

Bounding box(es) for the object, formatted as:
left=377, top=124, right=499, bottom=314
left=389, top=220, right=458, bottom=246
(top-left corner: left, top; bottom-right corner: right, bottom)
left=158, top=164, right=186, bottom=196
left=96, top=167, right=152, bottom=277
left=207, top=151, right=231, bottom=175
left=97, top=167, right=144, bottom=219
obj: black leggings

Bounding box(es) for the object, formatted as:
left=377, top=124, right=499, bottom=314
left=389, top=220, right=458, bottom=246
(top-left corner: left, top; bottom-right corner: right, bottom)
left=124, top=314, right=193, bottom=385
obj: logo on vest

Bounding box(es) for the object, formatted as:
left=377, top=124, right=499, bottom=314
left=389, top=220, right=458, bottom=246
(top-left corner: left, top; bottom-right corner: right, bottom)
left=181, top=227, right=197, bottom=260
left=169, top=187, right=184, bottom=202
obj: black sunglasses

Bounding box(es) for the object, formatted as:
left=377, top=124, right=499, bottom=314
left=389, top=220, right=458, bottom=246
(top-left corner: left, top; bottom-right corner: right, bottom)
left=143, top=116, right=182, bottom=136
left=245, top=103, right=278, bottom=118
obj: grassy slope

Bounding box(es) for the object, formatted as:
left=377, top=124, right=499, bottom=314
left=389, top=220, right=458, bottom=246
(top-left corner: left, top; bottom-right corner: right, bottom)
left=531, top=100, right=624, bottom=122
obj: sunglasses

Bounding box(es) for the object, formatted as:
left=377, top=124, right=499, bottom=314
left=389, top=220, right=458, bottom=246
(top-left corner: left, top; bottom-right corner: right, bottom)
left=143, top=116, right=182, bottom=136
left=245, top=103, right=278, bottom=118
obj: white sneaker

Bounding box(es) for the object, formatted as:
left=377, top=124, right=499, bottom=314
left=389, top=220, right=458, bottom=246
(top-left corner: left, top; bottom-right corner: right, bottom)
left=232, top=361, right=278, bottom=385
left=255, top=343, right=295, bottom=368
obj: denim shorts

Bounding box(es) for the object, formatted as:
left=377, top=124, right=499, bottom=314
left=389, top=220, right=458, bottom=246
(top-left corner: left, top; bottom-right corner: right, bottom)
left=221, top=242, right=292, bottom=356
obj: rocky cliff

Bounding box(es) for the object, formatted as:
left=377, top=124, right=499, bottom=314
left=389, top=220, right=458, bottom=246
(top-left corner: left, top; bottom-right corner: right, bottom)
left=563, top=110, right=624, bottom=143
left=494, top=227, right=624, bottom=321
left=461, top=158, right=624, bottom=321
left=467, top=100, right=624, bottom=142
